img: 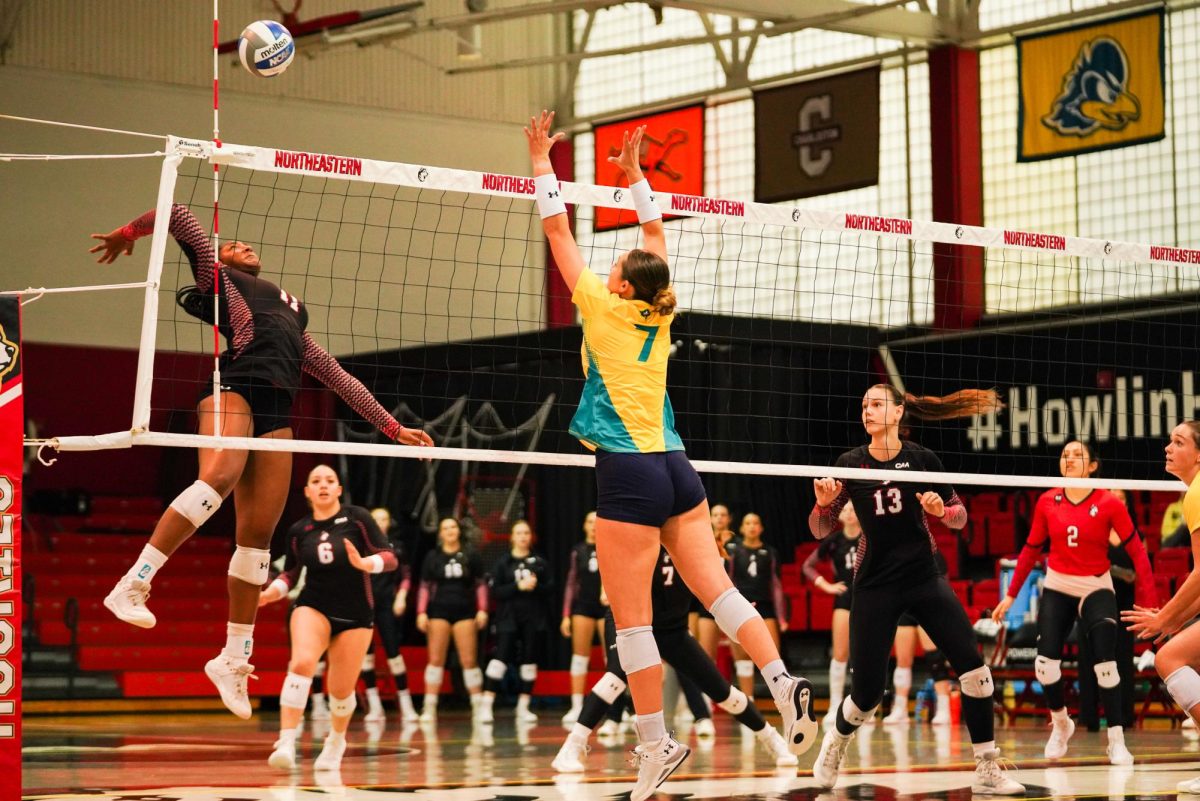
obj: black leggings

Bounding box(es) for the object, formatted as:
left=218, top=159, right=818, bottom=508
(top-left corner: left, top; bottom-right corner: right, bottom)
left=843, top=577, right=991, bottom=744
left=485, top=623, right=543, bottom=694
left=1037, top=587, right=1120, bottom=722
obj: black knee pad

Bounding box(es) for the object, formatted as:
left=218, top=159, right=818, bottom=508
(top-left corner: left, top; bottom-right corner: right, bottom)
left=926, top=649, right=949, bottom=682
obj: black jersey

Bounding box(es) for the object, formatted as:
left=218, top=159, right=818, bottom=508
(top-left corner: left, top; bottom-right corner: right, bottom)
left=725, top=540, right=781, bottom=603
left=418, top=547, right=487, bottom=613
left=804, top=532, right=859, bottom=586
left=809, top=441, right=964, bottom=590
left=277, top=505, right=397, bottom=623
left=489, top=552, right=552, bottom=630
left=561, top=541, right=602, bottom=617
left=652, top=549, right=696, bottom=630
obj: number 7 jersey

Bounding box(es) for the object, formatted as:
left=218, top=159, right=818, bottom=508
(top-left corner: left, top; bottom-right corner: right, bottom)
left=809, top=442, right=965, bottom=589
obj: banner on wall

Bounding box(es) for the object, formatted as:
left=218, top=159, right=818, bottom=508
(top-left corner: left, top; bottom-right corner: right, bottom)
left=0, top=296, right=21, bottom=801
left=593, top=105, right=704, bottom=232
left=753, top=66, right=880, bottom=202
left=1017, top=9, right=1164, bottom=162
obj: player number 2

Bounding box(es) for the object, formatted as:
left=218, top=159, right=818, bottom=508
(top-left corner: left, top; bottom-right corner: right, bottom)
left=317, top=542, right=334, bottom=564
left=873, top=487, right=903, bottom=515
left=1067, top=525, right=1079, bottom=548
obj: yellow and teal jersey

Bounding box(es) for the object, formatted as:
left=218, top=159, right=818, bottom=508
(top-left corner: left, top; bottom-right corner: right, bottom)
left=568, top=269, right=684, bottom=454
left=1184, top=474, right=1200, bottom=535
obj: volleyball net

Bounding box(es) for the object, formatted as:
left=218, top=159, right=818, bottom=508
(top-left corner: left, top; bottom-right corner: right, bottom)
left=11, top=133, right=1200, bottom=498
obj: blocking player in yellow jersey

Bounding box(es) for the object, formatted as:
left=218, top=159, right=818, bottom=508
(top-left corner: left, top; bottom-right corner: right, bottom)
left=523, top=110, right=817, bottom=801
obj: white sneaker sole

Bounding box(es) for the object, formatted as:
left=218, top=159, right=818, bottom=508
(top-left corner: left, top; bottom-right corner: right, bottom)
left=551, top=755, right=585, bottom=773
left=630, top=745, right=691, bottom=801
left=268, top=748, right=296, bottom=770
left=785, top=679, right=819, bottom=755
left=971, top=782, right=1026, bottom=795
left=204, top=660, right=252, bottom=720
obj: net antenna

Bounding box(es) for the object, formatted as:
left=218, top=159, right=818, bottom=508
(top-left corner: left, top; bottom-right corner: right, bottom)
left=336, top=396, right=467, bottom=531
left=454, top=395, right=554, bottom=544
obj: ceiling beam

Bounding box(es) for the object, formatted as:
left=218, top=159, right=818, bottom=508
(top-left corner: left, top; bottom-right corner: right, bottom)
left=658, top=0, right=945, bottom=43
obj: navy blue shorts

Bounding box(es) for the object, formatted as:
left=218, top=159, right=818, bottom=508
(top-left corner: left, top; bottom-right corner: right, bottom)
left=594, top=450, right=707, bottom=527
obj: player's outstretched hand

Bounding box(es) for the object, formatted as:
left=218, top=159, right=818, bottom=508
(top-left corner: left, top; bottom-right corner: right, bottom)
left=258, top=584, right=285, bottom=607
left=916, top=491, right=945, bottom=518
left=89, top=228, right=134, bottom=264
left=559, top=616, right=571, bottom=638
left=1122, top=604, right=1175, bottom=644
left=990, top=595, right=1013, bottom=624
left=396, top=426, right=434, bottom=447
left=343, top=540, right=371, bottom=573
left=813, top=478, right=843, bottom=507
left=524, top=110, right=566, bottom=167
left=607, top=125, right=646, bottom=182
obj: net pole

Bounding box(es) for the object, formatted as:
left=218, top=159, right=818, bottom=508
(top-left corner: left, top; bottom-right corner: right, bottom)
left=210, top=0, right=223, bottom=437
left=130, top=151, right=183, bottom=433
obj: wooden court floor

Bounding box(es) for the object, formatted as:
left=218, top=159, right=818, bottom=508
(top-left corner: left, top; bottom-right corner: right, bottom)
left=21, top=711, right=1200, bottom=800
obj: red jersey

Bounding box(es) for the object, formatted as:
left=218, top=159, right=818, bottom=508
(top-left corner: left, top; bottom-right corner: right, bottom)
left=1008, top=488, right=1155, bottom=607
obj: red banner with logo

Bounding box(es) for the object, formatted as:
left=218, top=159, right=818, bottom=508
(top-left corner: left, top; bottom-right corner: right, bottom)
left=593, top=105, right=705, bottom=232
left=0, top=296, right=21, bottom=801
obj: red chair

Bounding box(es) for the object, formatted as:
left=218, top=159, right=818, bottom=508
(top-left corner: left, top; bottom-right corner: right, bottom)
left=787, top=589, right=808, bottom=631
left=809, top=589, right=834, bottom=631
left=987, top=512, right=1017, bottom=556
left=1157, top=575, right=1175, bottom=605
left=973, top=578, right=1000, bottom=610
left=1154, top=547, right=1191, bottom=578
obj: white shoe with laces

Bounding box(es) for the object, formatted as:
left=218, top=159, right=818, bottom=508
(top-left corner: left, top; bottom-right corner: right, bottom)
left=772, top=675, right=818, bottom=755
left=365, top=694, right=386, bottom=722
left=204, top=654, right=256, bottom=720
left=551, top=736, right=589, bottom=773
left=103, top=576, right=156, bottom=629
left=759, top=727, right=799, bottom=767
left=813, top=728, right=853, bottom=789
left=629, top=735, right=690, bottom=801
left=883, top=704, right=908, bottom=725
left=1178, top=776, right=1200, bottom=794
left=313, top=733, right=347, bottom=771
left=972, top=749, right=1025, bottom=795
left=1107, top=735, right=1134, bottom=766
left=597, top=719, right=621, bottom=738
left=267, top=737, right=296, bottom=770
left=1044, top=716, right=1075, bottom=759
left=694, top=718, right=715, bottom=738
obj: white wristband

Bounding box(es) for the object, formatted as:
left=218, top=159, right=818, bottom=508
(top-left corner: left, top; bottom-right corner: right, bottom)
left=630, top=179, right=661, bottom=224
left=364, top=553, right=386, bottom=574
left=267, top=577, right=289, bottom=599
left=534, top=173, right=566, bottom=219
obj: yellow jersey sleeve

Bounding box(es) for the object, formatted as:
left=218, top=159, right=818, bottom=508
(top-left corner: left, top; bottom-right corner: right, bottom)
left=1184, top=477, right=1200, bottom=534
left=572, top=269, right=621, bottom=320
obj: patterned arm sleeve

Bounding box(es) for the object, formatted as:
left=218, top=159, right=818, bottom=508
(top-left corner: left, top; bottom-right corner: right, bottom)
left=801, top=543, right=826, bottom=584
left=561, top=550, right=579, bottom=618
left=1113, top=499, right=1158, bottom=608
left=1007, top=495, right=1051, bottom=599
left=301, top=334, right=403, bottom=440
left=940, top=493, right=968, bottom=530
left=121, top=204, right=216, bottom=293
left=475, top=578, right=489, bottom=613
left=396, top=557, right=412, bottom=596
left=808, top=489, right=850, bottom=540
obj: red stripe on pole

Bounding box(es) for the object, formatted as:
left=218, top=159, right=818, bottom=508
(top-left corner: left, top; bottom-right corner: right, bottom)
left=0, top=296, right=24, bottom=801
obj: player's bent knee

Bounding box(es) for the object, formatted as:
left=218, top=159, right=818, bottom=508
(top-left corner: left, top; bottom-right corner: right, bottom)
left=709, top=589, right=759, bottom=644
left=570, top=654, right=590, bottom=676
left=329, top=693, right=356, bottom=718
left=594, top=672, right=627, bottom=703
left=959, top=665, right=994, bottom=698
left=841, top=697, right=877, bottom=725
left=228, top=545, right=271, bottom=586
left=718, top=687, right=749, bottom=714
left=1035, top=655, right=1062, bottom=685
left=615, top=626, right=660, bottom=675
left=280, top=672, right=313, bottom=710
left=169, top=480, right=222, bottom=528
left=1166, top=666, right=1200, bottom=712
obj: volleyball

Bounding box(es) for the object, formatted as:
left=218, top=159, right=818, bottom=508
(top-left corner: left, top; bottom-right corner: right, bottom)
left=237, top=20, right=295, bottom=77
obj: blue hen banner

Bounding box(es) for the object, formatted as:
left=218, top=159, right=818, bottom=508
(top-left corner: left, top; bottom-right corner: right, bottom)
left=1017, top=9, right=1164, bottom=162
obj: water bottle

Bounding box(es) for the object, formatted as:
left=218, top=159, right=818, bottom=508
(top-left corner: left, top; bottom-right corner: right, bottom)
left=914, top=679, right=934, bottom=722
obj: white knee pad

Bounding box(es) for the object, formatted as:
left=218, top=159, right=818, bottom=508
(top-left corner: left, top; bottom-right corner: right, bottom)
left=387, top=654, right=407, bottom=676
left=1094, top=661, right=1120, bottom=689
left=1166, top=666, right=1200, bottom=712
left=362, top=653, right=376, bottom=671
left=735, top=659, right=755, bottom=678
left=615, top=626, right=660, bottom=675
left=463, top=666, right=483, bottom=691
left=520, top=663, right=538, bottom=682
left=840, top=696, right=876, bottom=726
left=170, top=480, right=222, bottom=528
left=571, top=653, right=590, bottom=676
left=709, top=589, right=759, bottom=644
left=329, top=693, right=356, bottom=718
left=959, top=665, right=995, bottom=699
left=593, top=672, right=627, bottom=703
left=892, top=666, right=912, bottom=691
left=228, top=545, right=271, bottom=586
left=279, top=672, right=313, bottom=710
left=485, top=659, right=508, bottom=680
left=424, top=664, right=444, bottom=690
left=1035, top=655, right=1063, bottom=685
left=718, top=686, right=749, bottom=715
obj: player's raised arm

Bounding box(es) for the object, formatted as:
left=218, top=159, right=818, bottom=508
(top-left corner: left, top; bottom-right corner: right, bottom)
left=524, top=110, right=586, bottom=292
left=607, top=125, right=666, bottom=264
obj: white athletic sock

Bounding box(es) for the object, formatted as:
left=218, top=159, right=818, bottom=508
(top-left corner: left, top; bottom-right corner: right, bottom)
left=571, top=693, right=584, bottom=707
left=127, top=544, right=168, bottom=584
left=1108, top=725, right=1124, bottom=740
left=636, top=710, right=667, bottom=744
left=571, top=722, right=592, bottom=741
left=1051, top=707, right=1070, bottom=724
left=327, top=728, right=346, bottom=745
left=223, top=622, right=254, bottom=662
left=972, top=740, right=996, bottom=758
left=763, top=659, right=791, bottom=705
left=277, top=726, right=298, bottom=744
left=829, top=659, right=848, bottom=703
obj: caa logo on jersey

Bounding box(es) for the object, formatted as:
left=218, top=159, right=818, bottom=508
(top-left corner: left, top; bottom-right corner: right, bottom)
left=894, top=462, right=910, bottom=469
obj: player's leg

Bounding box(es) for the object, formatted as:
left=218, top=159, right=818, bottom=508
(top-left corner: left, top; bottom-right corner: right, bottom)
left=825, top=607, right=850, bottom=729
left=918, top=627, right=952, bottom=725
left=451, top=617, right=484, bottom=715
left=1154, top=622, right=1200, bottom=793
left=553, top=623, right=626, bottom=773
left=269, top=606, right=331, bottom=770
left=421, top=618, right=451, bottom=720
left=565, top=614, right=598, bottom=723
left=515, top=622, right=540, bottom=723
left=481, top=628, right=515, bottom=723
left=104, top=393, right=251, bottom=628
left=314, top=626, right=374, bottom=772
left=885, top=623, right=916, bottom=724
left=1031, top=588, right=1081, bottom=757
left=1079, top=589, right=1133, bottom=764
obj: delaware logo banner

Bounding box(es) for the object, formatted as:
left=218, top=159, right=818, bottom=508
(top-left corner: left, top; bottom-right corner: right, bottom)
left=1017, top=9, right=1164, bottom=162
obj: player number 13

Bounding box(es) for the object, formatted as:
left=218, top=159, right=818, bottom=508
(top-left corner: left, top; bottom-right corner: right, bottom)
left=873, top=487, right=903, bottom=515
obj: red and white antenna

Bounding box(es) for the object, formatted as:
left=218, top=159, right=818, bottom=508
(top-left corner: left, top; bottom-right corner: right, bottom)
left=211, top=0, right=223, bottom=437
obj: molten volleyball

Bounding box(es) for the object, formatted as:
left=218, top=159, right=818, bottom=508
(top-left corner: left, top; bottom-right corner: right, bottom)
left=238, top=20, right=295, bottom=77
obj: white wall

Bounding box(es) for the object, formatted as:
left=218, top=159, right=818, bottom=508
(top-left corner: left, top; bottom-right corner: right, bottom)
left=1, top=67, right=548, bottom=351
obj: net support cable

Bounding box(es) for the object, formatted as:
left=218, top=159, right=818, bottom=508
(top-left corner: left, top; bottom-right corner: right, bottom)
left=18, top=136, right=1199, bottom=491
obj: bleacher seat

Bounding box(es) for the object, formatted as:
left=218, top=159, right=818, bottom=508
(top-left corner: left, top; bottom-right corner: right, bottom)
left=1154, top=547, right=1190, bottom=578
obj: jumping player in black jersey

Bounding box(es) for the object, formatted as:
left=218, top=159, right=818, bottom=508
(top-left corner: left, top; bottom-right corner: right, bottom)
left=416, top=517, right=488, bottom=721
left=479, top=520, right=552, bottom=724
left=359, top=507, right=417, bottom=722
left=90, top=206, right=432, bottom=719
left=808, top=385, right=1022, bottom=795
left=257, top=465, right=397, bottom=771
left=561, top=511, right=606, bottom=725
left=804, top=503, right=860, bottom=729
left=551, top=548, right=797, bottom=773
left=726, top=513, right=787, bottom=700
